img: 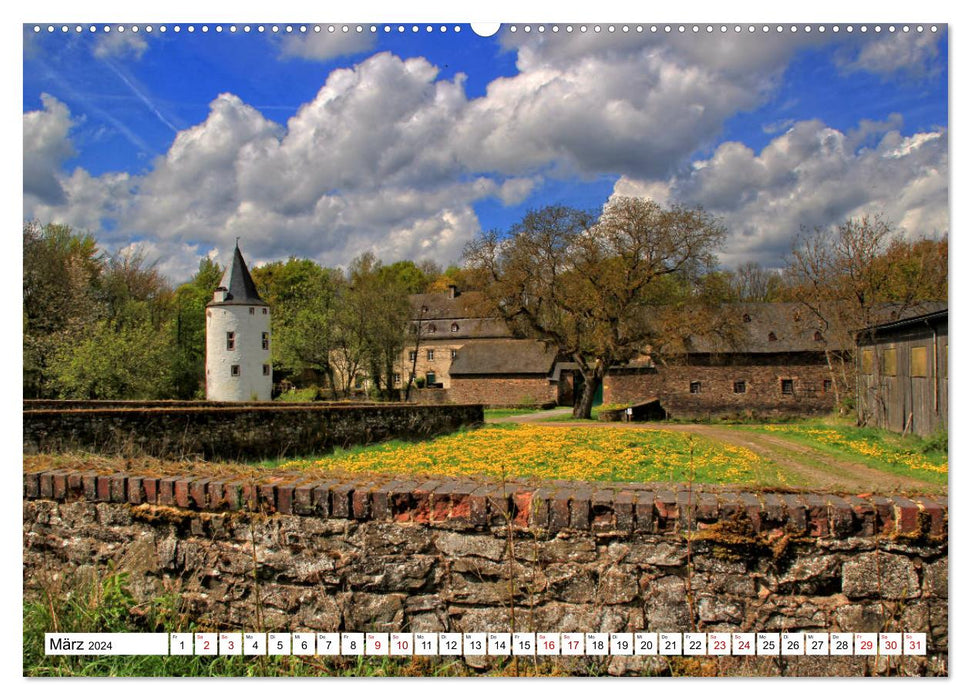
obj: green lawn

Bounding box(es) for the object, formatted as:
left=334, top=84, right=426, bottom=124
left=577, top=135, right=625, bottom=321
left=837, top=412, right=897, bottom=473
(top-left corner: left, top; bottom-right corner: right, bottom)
left=482, top=407, right=545, bottom=420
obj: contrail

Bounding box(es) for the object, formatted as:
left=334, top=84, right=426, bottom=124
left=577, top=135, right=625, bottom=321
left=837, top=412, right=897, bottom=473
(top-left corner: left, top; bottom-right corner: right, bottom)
left=104, top=59, right=180, bottom=133
left=34, top=58, right=156, bottom=155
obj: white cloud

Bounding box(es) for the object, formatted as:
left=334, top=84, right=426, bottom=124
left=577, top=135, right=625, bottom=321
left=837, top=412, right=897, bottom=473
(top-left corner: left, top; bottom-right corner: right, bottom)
left=93, top=31, right=148, bottom=60
left=885, top=131, right=942, bottom=159
left=612, top=119, right=949, bottom=268
left=23, top=94, right=75, bottom=207
left=839, top=29, right=943, bottom=79
left=30, top=168, right=134, bottom=236
left=23, top=37, right=949, bottom=282
left=279, top=29, right=376, bottom=62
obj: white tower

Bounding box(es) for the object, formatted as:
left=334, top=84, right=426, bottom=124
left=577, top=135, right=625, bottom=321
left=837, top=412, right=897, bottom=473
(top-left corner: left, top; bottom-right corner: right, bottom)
left=206, top=243, right=272, bottom=401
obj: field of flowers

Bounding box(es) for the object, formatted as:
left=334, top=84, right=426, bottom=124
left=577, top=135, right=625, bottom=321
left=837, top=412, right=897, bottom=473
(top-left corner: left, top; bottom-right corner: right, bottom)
left=747, top=423, right=947, bottom=485
left=278, top=424, right=783, bottom=486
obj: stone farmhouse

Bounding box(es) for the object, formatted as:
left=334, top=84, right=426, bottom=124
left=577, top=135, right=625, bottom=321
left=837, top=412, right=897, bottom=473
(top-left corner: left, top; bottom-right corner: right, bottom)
left=602, top=303, right=839, bottom=419
left=397, top=291, right=851, bottom=417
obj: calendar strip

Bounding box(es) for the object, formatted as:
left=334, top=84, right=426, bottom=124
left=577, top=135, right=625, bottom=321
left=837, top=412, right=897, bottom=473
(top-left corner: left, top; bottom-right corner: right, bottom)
left=45, top=632, right=927, bottom=657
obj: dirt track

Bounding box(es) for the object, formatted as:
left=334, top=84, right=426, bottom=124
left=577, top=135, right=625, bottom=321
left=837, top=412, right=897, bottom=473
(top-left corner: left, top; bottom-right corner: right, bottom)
left=488, top=411, right=941, bottom=494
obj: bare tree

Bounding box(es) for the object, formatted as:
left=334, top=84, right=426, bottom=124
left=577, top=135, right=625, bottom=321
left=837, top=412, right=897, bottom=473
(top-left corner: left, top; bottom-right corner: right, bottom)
left=785, top=214, right=945, bottom=412
left=465, top=197, right=725, bottom=418
left=729, top=261, right=785, bottom=302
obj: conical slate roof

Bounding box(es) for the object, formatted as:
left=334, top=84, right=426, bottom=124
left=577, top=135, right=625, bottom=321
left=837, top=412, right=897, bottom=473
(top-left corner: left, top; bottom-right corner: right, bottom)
left=210, top=244, right=267, bottom=306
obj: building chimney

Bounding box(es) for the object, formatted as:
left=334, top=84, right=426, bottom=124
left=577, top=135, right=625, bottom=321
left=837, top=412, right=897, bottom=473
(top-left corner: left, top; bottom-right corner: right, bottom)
left=446, top=284, right=458, bottom=299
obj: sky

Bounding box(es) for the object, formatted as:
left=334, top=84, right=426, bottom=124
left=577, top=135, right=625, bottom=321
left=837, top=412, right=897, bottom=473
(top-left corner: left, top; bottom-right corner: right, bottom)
left=23, top=20, right=949, bottom=284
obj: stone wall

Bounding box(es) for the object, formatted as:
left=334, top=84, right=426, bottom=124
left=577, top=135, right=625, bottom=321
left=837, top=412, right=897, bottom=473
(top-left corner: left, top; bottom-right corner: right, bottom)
left=604, top=354, right=833, bottom=419
left=407, top=388, right=452, bottom=405
left=23, top=469, right=947, bottom=676
left=449, top=376, right=559, bottom=407
left=23, top=400, right=376, bottom=411
left=23, top=403, right=483, bottom=461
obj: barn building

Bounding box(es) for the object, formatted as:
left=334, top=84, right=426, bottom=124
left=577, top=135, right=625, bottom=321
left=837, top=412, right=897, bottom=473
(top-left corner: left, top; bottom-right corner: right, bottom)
left=602, top=303, right=840, bottom=419
left=205, top=244, right=272, bottom=401
left=447, top=339, right=568, bottom=406
left=856, top=306, right=947, bottom=436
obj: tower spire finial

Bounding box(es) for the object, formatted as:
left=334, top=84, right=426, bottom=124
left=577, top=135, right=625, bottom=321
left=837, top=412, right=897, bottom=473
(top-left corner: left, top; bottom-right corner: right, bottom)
left=235, top=236, right=241, bottom=249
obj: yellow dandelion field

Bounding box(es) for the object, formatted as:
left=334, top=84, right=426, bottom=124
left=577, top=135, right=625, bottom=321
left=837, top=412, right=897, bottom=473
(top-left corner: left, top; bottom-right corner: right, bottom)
left=279, top=424, right=776, bottom=486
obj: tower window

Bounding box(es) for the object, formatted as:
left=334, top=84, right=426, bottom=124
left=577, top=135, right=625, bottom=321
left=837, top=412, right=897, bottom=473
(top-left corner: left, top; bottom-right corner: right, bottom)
left=733, top=380, right=746, bottom=394
left=262, top=332, right=269, bottom=351
left=814, top=331, right=824, bottom=342
left=690, top=381, right=701, bottom=394
left=451, top=349, right=458, bottom=360
left=227, top=332, right=236, bottom=351
left=263, top=364, right=270, bottom=376
left=451, top=323, right=459, bottom=332
left=768, top=332, right=777, bottom=342
left=781, top=379, right=794, bottom=395
left=231, top=365, right=240, bottom=377
left=428, top=323, right=437, bottom=333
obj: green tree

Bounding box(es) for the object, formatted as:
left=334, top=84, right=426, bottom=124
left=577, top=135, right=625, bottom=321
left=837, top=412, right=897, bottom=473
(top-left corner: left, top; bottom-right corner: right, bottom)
left=171, top=257, right=224, bottom=398
left=252, top=257, right=341, bottom=394
left=43, top=243, right=176, bottom=399
left=342, top=253, right=411, bottom=400
left=23, top=221, right=102, bottom=397
left=464, top=198, right=725, bottom=418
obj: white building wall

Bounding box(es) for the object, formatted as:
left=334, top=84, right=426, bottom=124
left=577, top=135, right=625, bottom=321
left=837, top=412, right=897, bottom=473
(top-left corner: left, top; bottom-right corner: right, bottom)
left=206, top=304, right=272, bottom=401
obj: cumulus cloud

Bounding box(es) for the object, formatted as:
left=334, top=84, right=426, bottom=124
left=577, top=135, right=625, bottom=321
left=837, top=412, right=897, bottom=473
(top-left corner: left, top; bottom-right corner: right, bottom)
left=23, top=94, right=76, bottom=206
left=24, top=36, right=948, bottom=282
left=280, top=29, right=376, bottom=61
left=93, top=31, right=148, bottom=60
left=838, top=29, right=944, bottom=79
left=613, top=119, right=949, bottom=268
left=30, top=168, right=135, bottom=236
left=465, top=29, right=827, bottom=181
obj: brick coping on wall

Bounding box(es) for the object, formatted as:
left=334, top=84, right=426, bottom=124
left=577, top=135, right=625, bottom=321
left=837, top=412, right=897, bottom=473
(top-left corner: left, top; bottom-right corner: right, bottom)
left=23, top=469, right=946, bottom=540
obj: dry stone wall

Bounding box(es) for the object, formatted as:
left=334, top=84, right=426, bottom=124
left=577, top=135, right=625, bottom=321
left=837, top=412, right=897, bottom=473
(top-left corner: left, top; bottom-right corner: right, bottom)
left=23, top=469, right=947, bottom=676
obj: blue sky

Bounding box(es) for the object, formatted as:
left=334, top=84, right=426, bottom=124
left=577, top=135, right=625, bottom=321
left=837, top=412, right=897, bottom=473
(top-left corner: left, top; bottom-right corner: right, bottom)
left=23, top=21, right=949, bottom=283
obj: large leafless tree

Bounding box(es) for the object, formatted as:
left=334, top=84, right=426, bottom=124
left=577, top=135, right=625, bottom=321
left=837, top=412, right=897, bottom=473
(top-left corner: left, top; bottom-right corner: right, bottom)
left=786, top=214, right=948, bottom=411
left=464, top=197, right=725, bottom=418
